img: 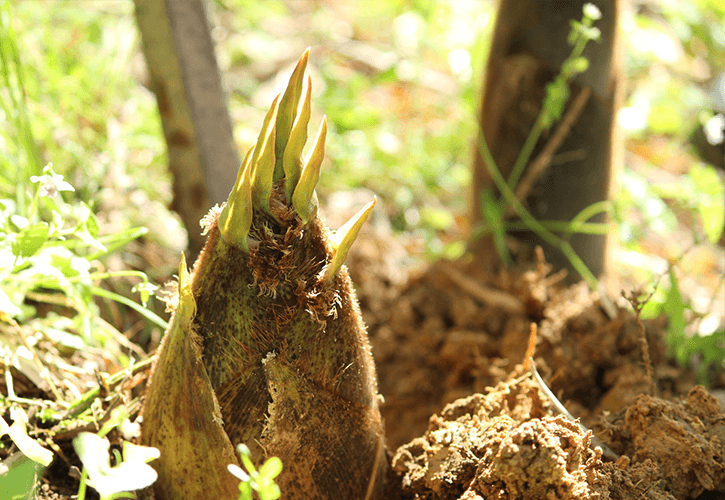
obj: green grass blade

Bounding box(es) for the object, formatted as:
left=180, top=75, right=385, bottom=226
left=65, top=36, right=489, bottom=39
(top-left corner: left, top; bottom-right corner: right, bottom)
left=91, top=286, right=168, bottom=330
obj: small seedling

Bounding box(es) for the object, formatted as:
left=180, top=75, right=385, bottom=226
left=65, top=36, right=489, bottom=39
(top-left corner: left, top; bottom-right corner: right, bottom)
left=0, top=406, right=54, bottom=467
left=228, top=444, right=282, bottom=500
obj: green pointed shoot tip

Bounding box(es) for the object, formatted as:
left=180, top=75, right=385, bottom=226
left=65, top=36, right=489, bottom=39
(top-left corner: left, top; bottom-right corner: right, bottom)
left=274, top=48, right=310, bottom=182
left=251, top=94, right=281, bottom=215
left=177, top=252, right=196, bottom=323
left=218, top=145, right=255, bottom=252
left=324, top=197, right=376, bottom=281
left=283, top=74, right=312, bottom=202
left=292, top=115, right=327, bottom=224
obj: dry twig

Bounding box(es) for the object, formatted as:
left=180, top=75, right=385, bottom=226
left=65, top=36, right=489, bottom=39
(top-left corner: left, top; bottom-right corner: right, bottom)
left=442, top=266, right=525, bottom=314
left=3, top=316, right=64, bottom=402
left=622, top=290, right=656, bottom=397
left=507, top=86, right=592, bottom=218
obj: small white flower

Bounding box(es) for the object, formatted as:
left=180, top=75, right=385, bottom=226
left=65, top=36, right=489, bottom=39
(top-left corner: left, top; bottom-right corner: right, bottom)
left=583, top=3, right=602, bottom=21
left=30, top=163, right=75, bottom=198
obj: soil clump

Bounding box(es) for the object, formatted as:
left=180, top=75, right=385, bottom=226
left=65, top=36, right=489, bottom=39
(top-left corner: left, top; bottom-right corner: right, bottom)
left=345, top=229, right=725, bottom=499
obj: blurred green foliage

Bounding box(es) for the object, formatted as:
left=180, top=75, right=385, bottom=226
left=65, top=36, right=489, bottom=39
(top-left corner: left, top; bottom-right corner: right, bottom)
left=0, top=0, right=723, bottom=375
left=0, top=1, right=168, bottom=212
left=0, top=161, right=165, bottom=367
left=1, top=454, right=43, bottom=499
left=1, top=0, right=723, bottom=253
left=211, top=0, right=490, bottom=256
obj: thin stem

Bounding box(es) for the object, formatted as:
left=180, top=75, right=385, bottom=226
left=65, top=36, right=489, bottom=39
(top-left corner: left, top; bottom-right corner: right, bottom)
left=81, top=270, right=151, bottom=284
left=474, top=219, right=610, bottom=237
left=509, top=87, right=592, bottom=217
left=85, top=227, right=148, bottom=260
left=77, top=467, right=88, bottom=500
left=477, top=133, right=617, bottom=318
left=91, top=287, right=168, bottom=330
left=478, top=133, right=598, bottom=287
left=507, top=114, right=546, bottom=191
left=569, top=200, right=612, bottom=229
left=65, top=356, right=154, bottom=418
left=506, top=10, right=598, bottom=195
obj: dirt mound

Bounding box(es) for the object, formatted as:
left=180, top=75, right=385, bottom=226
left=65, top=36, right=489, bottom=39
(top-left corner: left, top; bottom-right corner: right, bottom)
left=389, top=373, right=725, bottom=499
left=356, top=256, right=697, bottom=449
left=345, top=237, right=724, bottom=498
left=599, top=385, right=725, bottom=499
left=391, top=373, right=605, bottom=500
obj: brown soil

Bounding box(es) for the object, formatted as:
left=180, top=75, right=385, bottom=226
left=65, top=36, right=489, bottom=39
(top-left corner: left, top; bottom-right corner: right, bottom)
left=388, top=375, right=725, bottom=500
left=344, top=226, right=725, bottom=499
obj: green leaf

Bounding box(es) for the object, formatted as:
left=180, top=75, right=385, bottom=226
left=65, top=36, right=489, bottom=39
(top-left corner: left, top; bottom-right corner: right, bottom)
left=255, top=456, right=282, bottom=500
left=0, top=409, right=54, bottom=466
left=567, top=56, right=590, bottom=74
left=231, top=444, right=282, bottom=500
left=292, top=116, right=327, bottom=223
left=79, top=202, right=99, bottom=238
left=73, top=432, right=158, bottom=498
left=568, top=20, right=583, bottom=45
left=283, top=75, right=312, bottom=201
left=86, top=226, right=148, bottom=261
left=74, top=202, right=106, bottom=252
left=688, top=330, right=725, bottom=385
left=0, top=454, right=44, bottom=500
left=236, top=444, right=255, bottom=475
left=236, top=479, right=252, bottom=500
left=665, top=270, right=688, bottom=365
left=11, top=222, right=49, bottom=258
left=542, top=79, right=569, bottom=128
left=218, top=146, right=255, bottom=251
left=91, top=287, right=169, bottom=330
left=274, top=49, right=309, bottom=181
left=325, top=198, right=376, bottom=280
left=258, top=457, right=282, bottom=481
left=481, top=189, right=510, bottom=264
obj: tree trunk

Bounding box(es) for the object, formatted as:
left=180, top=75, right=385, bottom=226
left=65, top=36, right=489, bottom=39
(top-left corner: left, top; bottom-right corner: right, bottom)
left=133, top=0, right=239, bottom=257
left=470, top=0, right=623, bottom=281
